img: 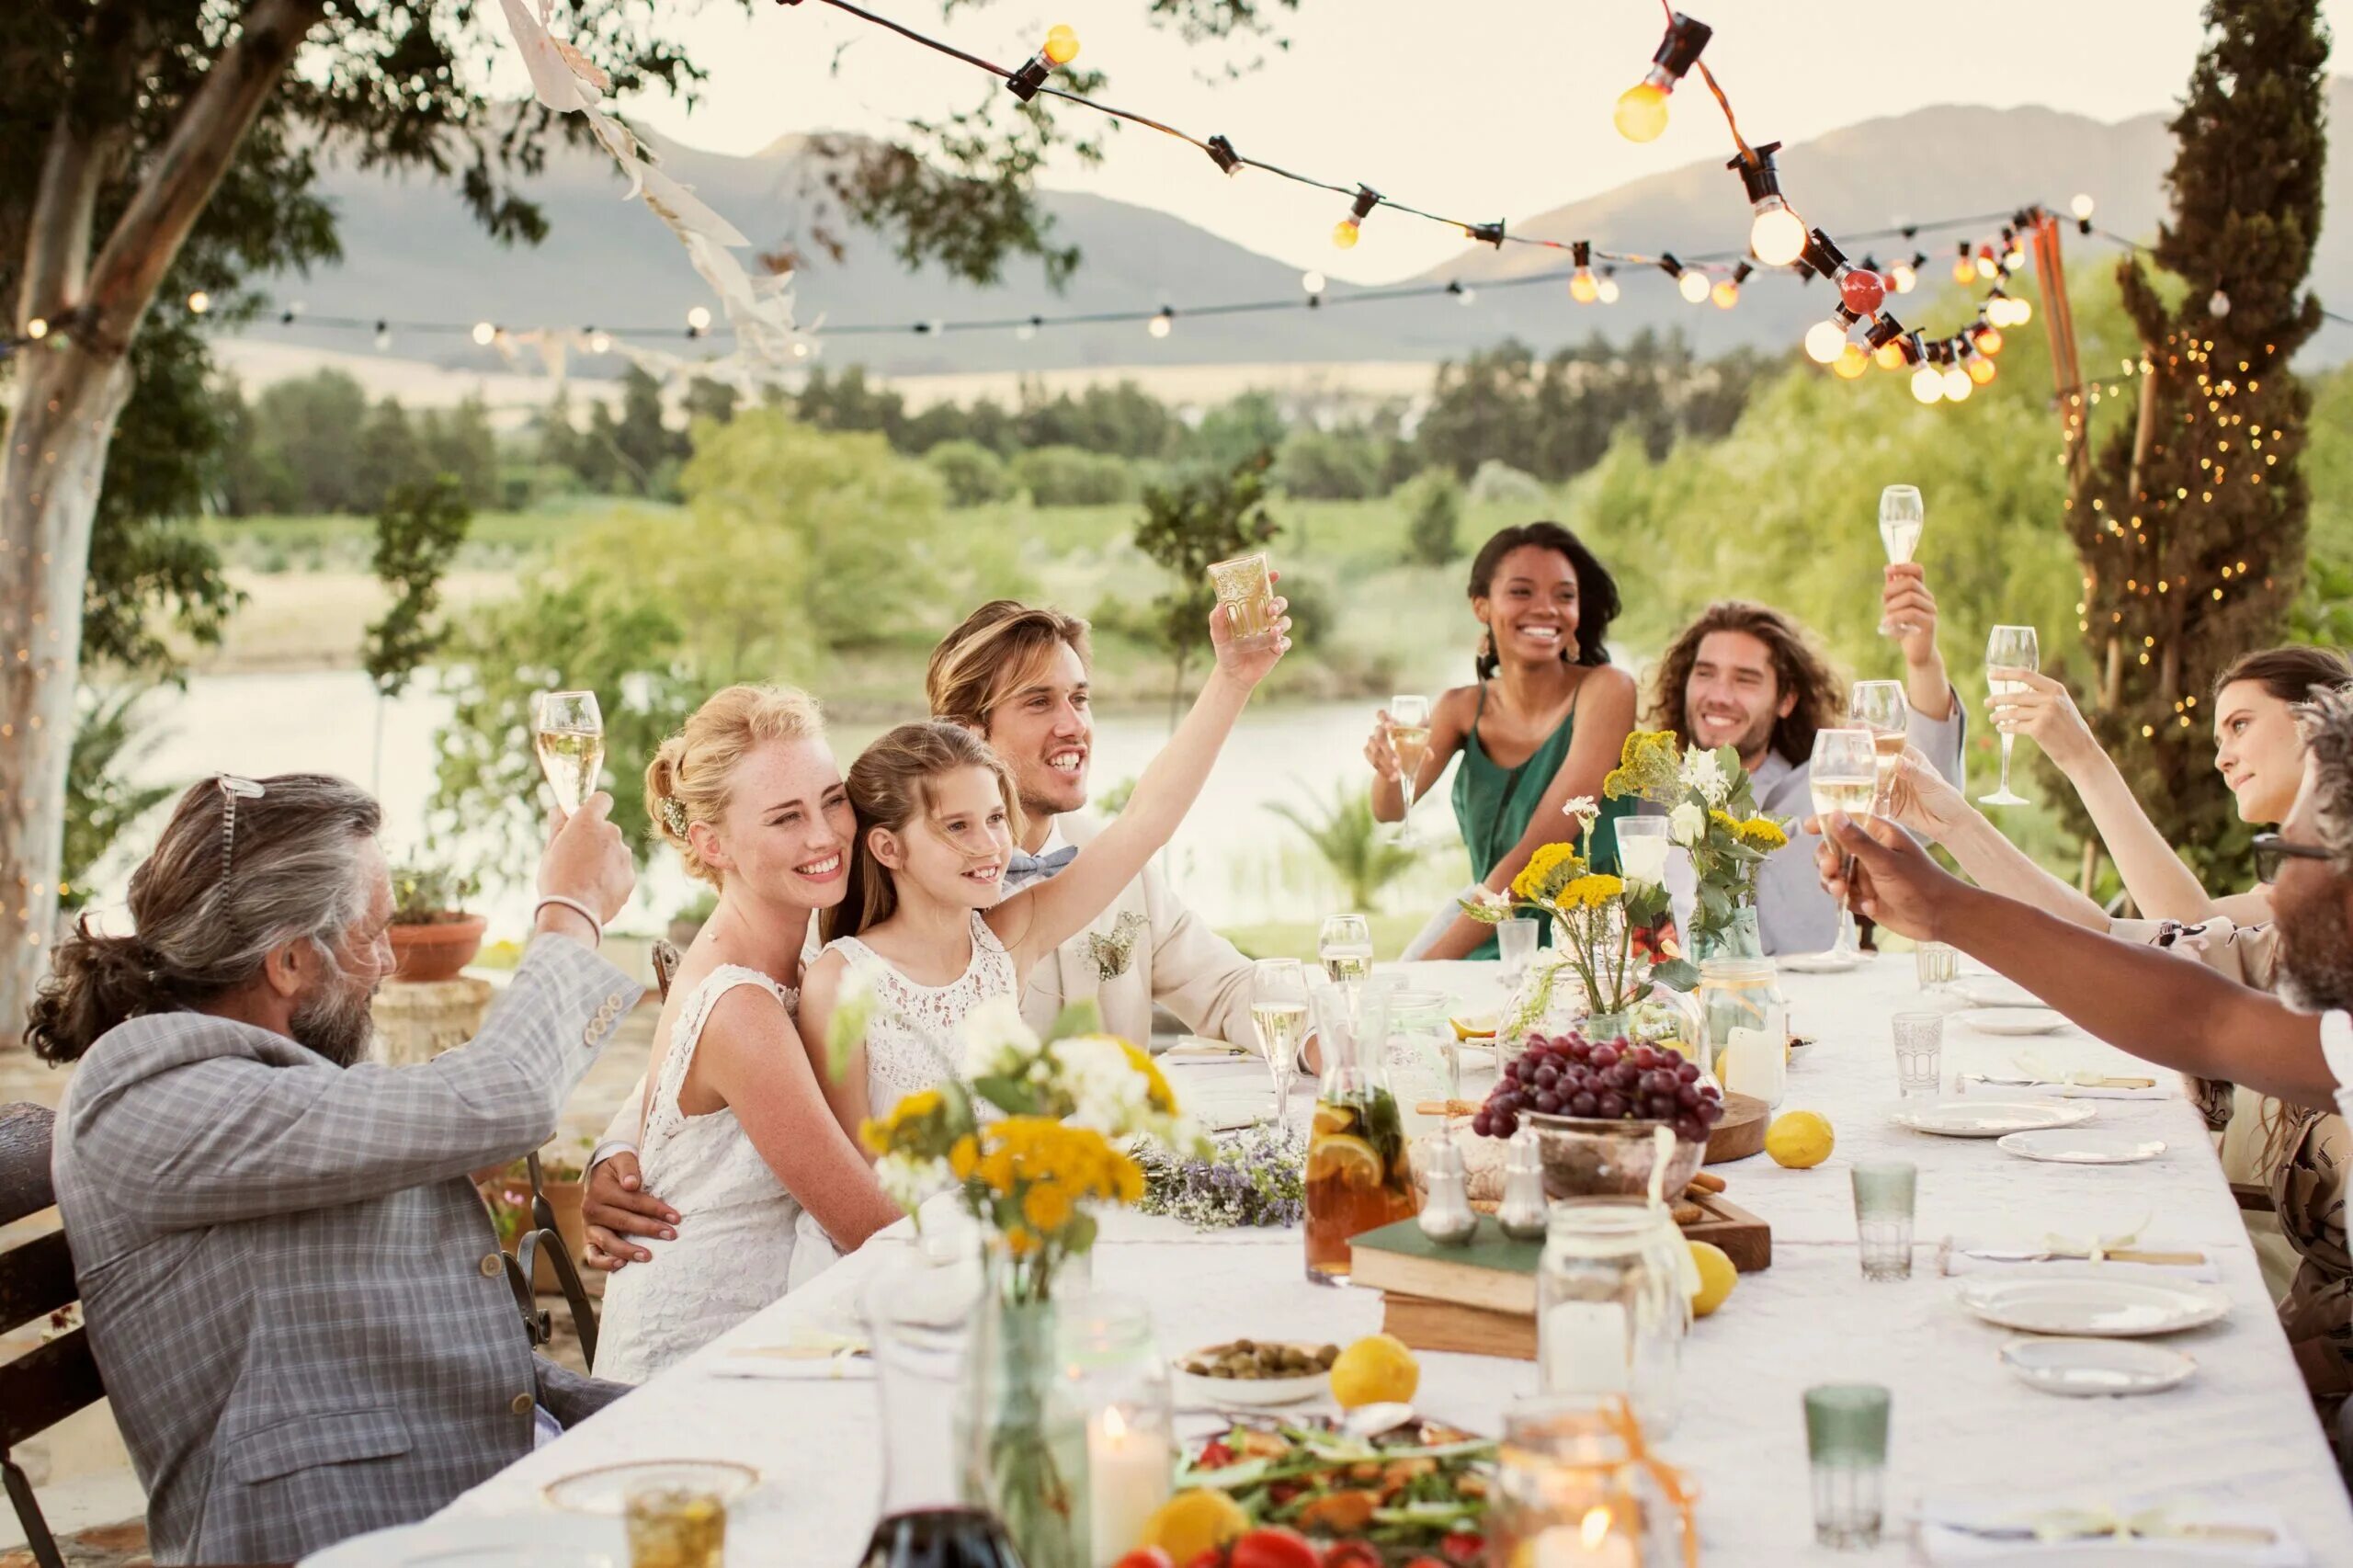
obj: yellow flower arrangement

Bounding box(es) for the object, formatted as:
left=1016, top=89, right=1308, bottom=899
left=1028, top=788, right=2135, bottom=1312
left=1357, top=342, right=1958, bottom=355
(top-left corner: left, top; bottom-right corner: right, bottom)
left=1603, top=729, right=1683, bottom=801
left=1736, top=816, right=1789, bottom=850
left=1511, top=841, right=1589, bottom=904
left=1559, top=872, right=1626, bottom=910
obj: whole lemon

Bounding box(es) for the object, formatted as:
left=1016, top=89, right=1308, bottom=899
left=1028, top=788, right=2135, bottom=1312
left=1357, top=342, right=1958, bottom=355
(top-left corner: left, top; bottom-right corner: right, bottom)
left=1766, top=1109, right=1835, bottom=1168
left=1328, top=1332, right=1420, bottom=1409
left=1142, top=1489, right=1248, bottom=1562
left=1688, top=1240, right=1737, bottom=1317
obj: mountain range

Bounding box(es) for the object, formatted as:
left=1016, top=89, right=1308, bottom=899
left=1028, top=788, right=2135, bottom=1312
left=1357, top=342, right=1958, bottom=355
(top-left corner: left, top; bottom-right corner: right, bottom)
left=252, top=78, right=2352, bottom=379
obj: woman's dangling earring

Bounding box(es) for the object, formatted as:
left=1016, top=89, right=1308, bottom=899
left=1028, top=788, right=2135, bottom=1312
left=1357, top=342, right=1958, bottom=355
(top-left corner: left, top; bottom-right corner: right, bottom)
left=1478, top=629, right=1495, bottom=663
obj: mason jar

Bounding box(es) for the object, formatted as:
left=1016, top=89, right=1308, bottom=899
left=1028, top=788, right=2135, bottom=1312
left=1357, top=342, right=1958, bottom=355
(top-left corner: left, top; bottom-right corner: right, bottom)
left=1537, top=1199, right=1688, bottom=1435
left=1056, top=1295, right=1174, bottom=1567
left=1699, top=956, right=1786, bottom=1108
left=1489, top=1396, right=1694, bottom=1568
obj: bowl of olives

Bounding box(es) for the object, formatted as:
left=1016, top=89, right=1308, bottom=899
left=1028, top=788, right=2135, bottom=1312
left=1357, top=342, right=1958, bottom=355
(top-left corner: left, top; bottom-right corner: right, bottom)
left=1176, top=1339, right=1339, bottom=1407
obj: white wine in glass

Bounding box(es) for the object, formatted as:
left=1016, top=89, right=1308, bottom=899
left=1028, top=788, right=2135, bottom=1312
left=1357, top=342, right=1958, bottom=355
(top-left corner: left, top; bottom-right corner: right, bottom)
left=1318, top=913, right=1374, bottom=985
left=1251, top=958, right=1312, bottom=1130
left=1384, top=694, right=1433, bottom=846
left=1878, top=484, right=1925, bottom=636
left=534, top=690, right=605, bottom=817
left=1810, top=727, right=1879, bottom=959
left=1981, top=625, right=2040, bottom=806
left=1848, top=679, right=1910, bottom=810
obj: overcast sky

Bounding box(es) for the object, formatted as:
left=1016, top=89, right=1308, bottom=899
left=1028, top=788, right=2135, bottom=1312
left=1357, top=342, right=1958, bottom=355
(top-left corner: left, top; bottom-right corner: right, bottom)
left=597, top=0, right=2346, bottom=282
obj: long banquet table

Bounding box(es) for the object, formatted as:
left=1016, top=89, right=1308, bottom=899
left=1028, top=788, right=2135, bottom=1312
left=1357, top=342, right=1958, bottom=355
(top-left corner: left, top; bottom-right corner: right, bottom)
left=447, top=956, right=2353, bottom=1562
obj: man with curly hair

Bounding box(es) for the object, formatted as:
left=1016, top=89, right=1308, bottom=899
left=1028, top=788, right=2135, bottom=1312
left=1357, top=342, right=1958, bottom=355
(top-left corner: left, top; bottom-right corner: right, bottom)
left=1645, top=567, right=1964, bottom=954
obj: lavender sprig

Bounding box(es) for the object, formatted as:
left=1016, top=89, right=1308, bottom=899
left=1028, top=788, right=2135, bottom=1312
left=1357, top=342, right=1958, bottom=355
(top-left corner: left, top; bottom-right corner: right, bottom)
left=1138, top=1121, right=1305, bottom=1230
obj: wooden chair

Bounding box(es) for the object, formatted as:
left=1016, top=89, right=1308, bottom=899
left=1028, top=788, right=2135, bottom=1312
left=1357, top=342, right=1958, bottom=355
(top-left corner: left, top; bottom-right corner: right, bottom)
left=1, top=1103, right=108, bottom=1568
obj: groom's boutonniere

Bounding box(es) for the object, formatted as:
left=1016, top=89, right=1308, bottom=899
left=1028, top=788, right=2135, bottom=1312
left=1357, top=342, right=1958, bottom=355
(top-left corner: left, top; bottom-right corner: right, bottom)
left=1085, top=912, right=1149, bottom=981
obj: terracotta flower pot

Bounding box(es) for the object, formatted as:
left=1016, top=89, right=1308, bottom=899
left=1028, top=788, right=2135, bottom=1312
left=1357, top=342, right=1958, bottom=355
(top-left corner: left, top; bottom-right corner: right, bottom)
left=532, top=1178, right=589, bottom=1295
left=388, top=914, right=487, bottom=983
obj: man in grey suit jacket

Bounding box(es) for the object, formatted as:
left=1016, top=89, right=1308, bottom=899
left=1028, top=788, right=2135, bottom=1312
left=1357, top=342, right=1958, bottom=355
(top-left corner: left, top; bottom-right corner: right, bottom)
left=26, top=772, right=640, bottom=1565
left=581, top=600, right=1284, bottom=1267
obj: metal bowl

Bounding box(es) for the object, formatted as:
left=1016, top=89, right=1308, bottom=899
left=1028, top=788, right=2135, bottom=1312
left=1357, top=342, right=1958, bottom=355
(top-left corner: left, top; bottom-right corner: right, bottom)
left=1522, top=1113, right=1706, bottom=1201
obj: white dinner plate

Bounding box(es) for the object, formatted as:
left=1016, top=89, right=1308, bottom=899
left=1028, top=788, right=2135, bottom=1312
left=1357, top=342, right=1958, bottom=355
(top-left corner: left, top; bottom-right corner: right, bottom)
left=1999, top=1335, right=2197, bottom=1396
left=1893, top=1099, right=2097, bottom=1138
left=1176, top=1341, right=1330, bottom=1406
left=1955, top=1006, right=2069, bottom=1037
left=1951, top=974, right=2042, bottom=1008
left=1779, top=949, right=1863, bottom=973
left=1957, top=1275, right=2231, bottom=1337
left=1997, top=1129, right=2167, bottom=1165
left=303, top=1514, right=623, bottom=1566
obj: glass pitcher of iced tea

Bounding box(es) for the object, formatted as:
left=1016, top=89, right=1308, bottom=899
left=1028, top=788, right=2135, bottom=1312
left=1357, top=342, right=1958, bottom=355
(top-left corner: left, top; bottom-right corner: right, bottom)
left=1304, top=982, right=1421, bottom=1285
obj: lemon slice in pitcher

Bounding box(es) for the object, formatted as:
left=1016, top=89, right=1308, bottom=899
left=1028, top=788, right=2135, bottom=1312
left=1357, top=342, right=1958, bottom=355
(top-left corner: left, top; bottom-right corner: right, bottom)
left=1449, top=1013, right=1498, bottom=1041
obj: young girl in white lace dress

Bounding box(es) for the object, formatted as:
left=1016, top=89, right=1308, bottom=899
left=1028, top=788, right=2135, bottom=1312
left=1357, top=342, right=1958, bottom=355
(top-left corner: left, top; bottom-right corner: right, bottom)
left=799, top=591, right=1291, bottom=1153
left=593, top=687, right=905, bottom=1383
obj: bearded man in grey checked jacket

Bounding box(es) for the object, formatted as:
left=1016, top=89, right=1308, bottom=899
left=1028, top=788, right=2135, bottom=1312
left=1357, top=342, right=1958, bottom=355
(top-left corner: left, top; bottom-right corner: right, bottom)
left=26, top=773, right=642, bottom=1564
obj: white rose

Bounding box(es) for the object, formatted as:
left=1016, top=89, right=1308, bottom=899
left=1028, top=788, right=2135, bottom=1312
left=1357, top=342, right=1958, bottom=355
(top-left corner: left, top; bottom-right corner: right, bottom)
left=1668, top=801, right=1706, bottom=846
left=960, top=993, right=1040, bottom=1078
left=1678, top=747, right=1731, bottom=807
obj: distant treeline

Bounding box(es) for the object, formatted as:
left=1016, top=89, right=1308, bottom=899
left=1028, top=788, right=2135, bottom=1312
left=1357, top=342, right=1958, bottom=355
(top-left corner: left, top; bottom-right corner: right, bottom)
left=207, top=327, right=1782, bottom=518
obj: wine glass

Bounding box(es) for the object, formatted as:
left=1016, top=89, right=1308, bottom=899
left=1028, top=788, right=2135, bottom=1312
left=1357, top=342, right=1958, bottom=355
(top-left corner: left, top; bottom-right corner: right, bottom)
left=1317, top=913, right=1374, bottom=987
left=1877, top=485, right=1924, bottom=637
left=1847, top=680, right=1909, bottom=813
left=1383, top=694, right=1434, bottom=845
left=533, top=690, right=605, bottom=817
left=1250, top=958, right=1311, bottom=1132
left=1981, top=625, right=2040, bottom=806
left=1810, top=728, right=1879, bottom=960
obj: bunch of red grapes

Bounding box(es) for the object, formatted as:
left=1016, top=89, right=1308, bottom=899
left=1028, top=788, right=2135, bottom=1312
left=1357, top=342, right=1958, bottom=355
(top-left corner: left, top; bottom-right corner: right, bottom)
left=1472, top=1030, right=1726, bottom=1144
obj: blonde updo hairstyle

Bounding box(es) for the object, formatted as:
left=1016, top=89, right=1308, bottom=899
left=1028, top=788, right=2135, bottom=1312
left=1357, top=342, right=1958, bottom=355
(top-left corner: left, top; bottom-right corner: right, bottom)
left=644, top=684, right=827, bottom=887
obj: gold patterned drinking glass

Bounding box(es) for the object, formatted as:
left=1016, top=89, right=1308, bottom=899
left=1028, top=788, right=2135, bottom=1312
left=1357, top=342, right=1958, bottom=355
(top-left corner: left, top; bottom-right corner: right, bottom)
left=624, top=1481, right=726, bottom=1568
left=1206, top=551, right=1277, bottom=647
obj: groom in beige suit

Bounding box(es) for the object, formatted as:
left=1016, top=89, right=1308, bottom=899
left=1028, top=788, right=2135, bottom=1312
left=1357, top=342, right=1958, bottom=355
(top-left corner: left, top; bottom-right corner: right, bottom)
left=582, top=600, right=1278, bottom=1266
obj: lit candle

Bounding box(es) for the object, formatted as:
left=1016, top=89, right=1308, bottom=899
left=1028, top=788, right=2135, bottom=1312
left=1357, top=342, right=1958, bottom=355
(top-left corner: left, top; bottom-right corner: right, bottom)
left=1086, top=1404, right=1171, bottom=1562
left=1721, top=1025, right=1785, bottom=1105
left=1528, top=1511, right=1639, bottom=1566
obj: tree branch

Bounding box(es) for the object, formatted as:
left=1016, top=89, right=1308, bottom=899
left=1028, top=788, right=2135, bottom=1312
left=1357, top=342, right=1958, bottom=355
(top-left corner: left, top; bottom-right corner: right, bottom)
left=18, top=110, right=102, bottom=328
left=84, top=0, right=327, bottom=352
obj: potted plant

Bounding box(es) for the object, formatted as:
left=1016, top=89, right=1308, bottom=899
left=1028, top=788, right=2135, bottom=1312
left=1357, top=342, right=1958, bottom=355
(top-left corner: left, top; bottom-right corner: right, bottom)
left=666, top=887, right=717, bottom=950
left=479, top=1141, right=593, bottom=1294
left=387, top=856, right=485, bottom=983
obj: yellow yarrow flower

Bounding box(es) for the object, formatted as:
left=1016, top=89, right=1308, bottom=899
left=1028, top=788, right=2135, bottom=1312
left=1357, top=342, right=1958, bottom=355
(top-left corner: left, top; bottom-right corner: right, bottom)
left=1736, top=816, right=1789, bottom=850
left=948, top=1134, right=980, bottom=1181
left=1022, top=1181, right=1074, bottom=1233
left=858, top=1118, right=890, bottom=1155
left=1120, top=1040, right=1177, bottom=1113
left=1511, top=841, right=1586, bottom=903
left=1605, top=729, right=1682, bottom=800
left=1561, top=873, right=1624, bottom=910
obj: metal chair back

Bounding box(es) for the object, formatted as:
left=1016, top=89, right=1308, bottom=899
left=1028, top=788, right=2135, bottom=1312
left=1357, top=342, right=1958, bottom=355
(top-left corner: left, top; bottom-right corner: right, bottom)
left=0, top=1104, right=106, bottom=1568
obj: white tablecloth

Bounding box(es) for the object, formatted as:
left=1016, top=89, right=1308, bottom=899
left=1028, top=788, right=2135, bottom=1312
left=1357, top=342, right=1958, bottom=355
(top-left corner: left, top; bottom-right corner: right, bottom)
left=446, top=957, right=2353, bottom=1562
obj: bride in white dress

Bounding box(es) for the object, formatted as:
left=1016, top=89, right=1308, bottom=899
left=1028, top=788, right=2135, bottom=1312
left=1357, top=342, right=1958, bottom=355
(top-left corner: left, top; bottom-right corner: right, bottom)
left=798, top=594, right=1291, bottom=1150
left=592, top=687, right=904, bottom=1383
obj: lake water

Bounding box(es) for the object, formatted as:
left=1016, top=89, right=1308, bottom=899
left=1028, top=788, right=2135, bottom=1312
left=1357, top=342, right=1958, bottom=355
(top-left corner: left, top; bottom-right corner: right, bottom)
left=101, top=670, right=1473, bottom=935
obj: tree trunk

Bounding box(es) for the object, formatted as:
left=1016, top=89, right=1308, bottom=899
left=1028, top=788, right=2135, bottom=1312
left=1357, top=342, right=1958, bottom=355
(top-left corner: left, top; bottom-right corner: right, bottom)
left=0, top=346, right=135, bottom=1036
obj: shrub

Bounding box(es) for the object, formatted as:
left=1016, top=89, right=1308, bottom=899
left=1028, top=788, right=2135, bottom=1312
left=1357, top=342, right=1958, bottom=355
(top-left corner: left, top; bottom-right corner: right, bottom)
left=926, top=439, right=1016, bottom=507
left=1398, top=467, right=1465, bottom=566
left=1014, top=445, right=1137, bottom=506
left=1467, top=460, right=1548, bottom=507
left=1272, top=428, right=1385, bottom=501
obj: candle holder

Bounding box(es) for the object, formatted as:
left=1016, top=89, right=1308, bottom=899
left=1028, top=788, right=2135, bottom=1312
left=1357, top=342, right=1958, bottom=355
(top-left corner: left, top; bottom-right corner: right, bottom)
left=1056, top=1295, right=1174, bottom=1566
left=1489, top=1395, right=1697, bottom=1566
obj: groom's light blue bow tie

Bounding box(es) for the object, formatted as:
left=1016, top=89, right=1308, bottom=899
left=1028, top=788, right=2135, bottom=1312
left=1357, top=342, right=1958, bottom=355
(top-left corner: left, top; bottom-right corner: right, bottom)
left=1006, top=845, right=1079, bottom=882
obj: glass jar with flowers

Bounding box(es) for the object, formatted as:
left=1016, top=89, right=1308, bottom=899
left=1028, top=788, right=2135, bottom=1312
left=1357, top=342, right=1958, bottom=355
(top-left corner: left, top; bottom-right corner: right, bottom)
left=835, top=986, right=1202, bottom=1568
left=1601, top=731, right=1791, bottom=962
left=1459, top=799, right=1699, bottom=1054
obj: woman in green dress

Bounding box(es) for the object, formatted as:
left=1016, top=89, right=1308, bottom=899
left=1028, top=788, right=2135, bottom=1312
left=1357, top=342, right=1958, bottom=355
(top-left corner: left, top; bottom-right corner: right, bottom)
left=1370, top=522, right=1638, bottom=960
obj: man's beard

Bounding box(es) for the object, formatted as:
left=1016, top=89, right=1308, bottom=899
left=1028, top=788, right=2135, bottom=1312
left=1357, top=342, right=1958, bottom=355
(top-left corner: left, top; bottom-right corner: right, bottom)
left=2277, top=889, right=2353, bottom=1015
left=292, top=973, right=378, bottom=1067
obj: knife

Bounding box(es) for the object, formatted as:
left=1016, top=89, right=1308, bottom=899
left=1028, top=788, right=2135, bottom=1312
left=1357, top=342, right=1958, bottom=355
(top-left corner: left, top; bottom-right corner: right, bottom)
left=1961, top=1246, right=2208, bottom=1267
left=1931, top=1519, right=2278, bottom=1545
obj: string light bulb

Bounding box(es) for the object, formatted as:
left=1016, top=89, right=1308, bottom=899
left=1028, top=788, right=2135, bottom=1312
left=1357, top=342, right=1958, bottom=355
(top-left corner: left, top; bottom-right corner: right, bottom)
left=1615, top=12, right=1712, bottom=142
left=1966, top=349, right=1998, bottom=386
left=1569, top=240, right=1598, bottom=303
left=1912, top=362, right=1946, bottom=403
left=1147, top=307, right=1173, bottom=338
left=1952, top=242, right=1975, bottom=286
left=1891, top=253, right=1923, bottom=294
left=1834, top=343, right=1870, bottom=380
left=1972, top=322, right=2004, bottom=356
left=1007, top=28, right=1078, bottom=98
left=2071, top=193, right=2096, bottom=222
left=2209, top=288, right=2231, bottom=318
left=1942, top=362, right=1973, bottom=402
left=471, top=321, right=495, bottom=347
left=1595, top=269, right=1621, bottom=304
left=1332, top=185, right=1379, bottom=250
left=1678, top=267, right=1711, bottom=304
left=589, top=331, right=612, bottom=355
left=1042, top=23, right=1080, bottom=64
left=687, top=305, right=712, bottom=334
left=373, top=322, right=392, bottom=351
left=187, top=290, right=212, bottom=315
left=1873, top=340, right=1906, bottom=370
left=1975, top=246, right=2000, bottom=281
left=1731, top=143, right=1806, bottom=267
left=1302, top=270, right=1326, bottom=297
left=1804, top=318, right=1849, bottom=365
left=25, top=317, right=47, bottom=340
left=1712, top=262, right=1751, bottom=310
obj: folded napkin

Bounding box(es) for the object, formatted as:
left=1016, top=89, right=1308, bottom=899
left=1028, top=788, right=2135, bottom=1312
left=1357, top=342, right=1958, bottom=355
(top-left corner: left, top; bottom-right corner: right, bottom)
left=1957, top=1071, right=2174, bottom=1102
left=1160, top=1037, right=1256, bottom=1062
left=1940, top=1219, right=2220, bottom=1281
left=1917, top=1493, right=2304, bottom=1563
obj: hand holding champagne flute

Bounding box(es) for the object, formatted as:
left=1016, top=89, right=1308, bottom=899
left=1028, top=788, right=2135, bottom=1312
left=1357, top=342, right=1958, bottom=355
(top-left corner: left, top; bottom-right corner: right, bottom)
left=1811, top=727, right=1879, bottom=956
left=534, top=690, right=605, bottom=818
left=1848, top=680, right=1910, bottom=812
left=1981, top=625, right=2040, bottom=806
left=1877, top=485, right=1925, bottom=636
left=1381, top=694, right=1433, bottom=844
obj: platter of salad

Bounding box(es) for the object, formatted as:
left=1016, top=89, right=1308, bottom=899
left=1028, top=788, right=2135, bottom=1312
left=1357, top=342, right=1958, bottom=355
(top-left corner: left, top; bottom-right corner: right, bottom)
left=1168, top=1415, right=1494, bottom=1563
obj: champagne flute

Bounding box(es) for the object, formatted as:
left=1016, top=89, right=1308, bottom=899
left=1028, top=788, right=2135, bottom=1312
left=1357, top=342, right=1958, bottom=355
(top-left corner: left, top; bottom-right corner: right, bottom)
left=1848, top=680, right=1910, bottom=813
left=1383, top=694, right=1434, bottom=846
left=1318, top=913, right=1374, bottom=986
left=1251, top=958, right=1312, bottom=1133
left=1877, top=485, right=1924, bottom=637
left=1811, top=728, right=1880, bottom=958
left=1981, top=625, right=2040, bottom=806
left=534, top=690, right=605, bottom=817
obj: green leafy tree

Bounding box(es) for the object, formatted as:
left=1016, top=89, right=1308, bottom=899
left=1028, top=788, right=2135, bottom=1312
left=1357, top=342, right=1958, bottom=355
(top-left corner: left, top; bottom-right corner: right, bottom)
left=364, top=476, right=472, bottom=699
left=614, top=365, right=685, bottom=495
left=251, top=370, right=372, bottom=513
left=1133, top=449, right=1280, bottom=722
left=1014, top=446, right=1137, bottom=506
left=1267, top=783, right=1421, bottom=914
left=682, top=376, right=743, bottom=428
left=1191, top=391, right=1291, bottom=473
left=60, top=686, right=176, bottom=912
left=2063, top=0, right=2329, bottom=888
left=926, top=439, right=1017, bottom=507
left=1272, top=427, right=1386, bottom=501
left=1398, top=467, right=1465, bottom=567
left=420, top=396, right=500, bottom=511
left=354, top=397, right=430, bottom=514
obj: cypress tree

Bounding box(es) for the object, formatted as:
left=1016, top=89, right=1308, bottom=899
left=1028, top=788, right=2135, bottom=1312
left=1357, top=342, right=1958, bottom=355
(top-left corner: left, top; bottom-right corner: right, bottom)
left=2063, top=0, right=2329, bottom=887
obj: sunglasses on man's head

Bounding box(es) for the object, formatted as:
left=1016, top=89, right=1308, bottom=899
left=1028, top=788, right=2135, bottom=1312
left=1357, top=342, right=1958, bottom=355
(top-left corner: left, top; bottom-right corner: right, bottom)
left=2252, top=832, right=2334, bottom=885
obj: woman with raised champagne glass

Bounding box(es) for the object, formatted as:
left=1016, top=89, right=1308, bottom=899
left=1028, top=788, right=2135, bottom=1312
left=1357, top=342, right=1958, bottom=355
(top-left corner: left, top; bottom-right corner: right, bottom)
left=1370, top=523, right=1638, bottom=960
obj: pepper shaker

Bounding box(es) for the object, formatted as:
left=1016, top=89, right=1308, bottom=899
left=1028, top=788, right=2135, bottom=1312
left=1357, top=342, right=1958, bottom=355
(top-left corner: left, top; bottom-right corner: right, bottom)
left=1416, top=1138, right=1479, bottom=1246
left=1497, top=1125, right=1550, bottom=1242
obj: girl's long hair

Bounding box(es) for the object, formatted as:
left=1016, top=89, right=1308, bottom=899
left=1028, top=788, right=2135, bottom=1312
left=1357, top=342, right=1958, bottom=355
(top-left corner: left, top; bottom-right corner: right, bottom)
left=822, top=721, right=1026, bottom=943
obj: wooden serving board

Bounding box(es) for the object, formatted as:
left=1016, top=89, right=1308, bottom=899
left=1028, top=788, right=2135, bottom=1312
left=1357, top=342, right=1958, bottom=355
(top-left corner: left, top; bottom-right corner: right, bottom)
left=1684, top=1191, right=1771, bottom=1272
left=1703, top=1092, right=1769, bottom=1165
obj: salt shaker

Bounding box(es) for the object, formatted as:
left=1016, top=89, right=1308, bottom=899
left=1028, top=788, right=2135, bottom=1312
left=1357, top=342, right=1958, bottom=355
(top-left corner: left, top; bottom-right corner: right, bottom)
left=1417, top=1138, right=1479, bottom=1246
left=1497, top=1126, right=1550, bottom=1243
